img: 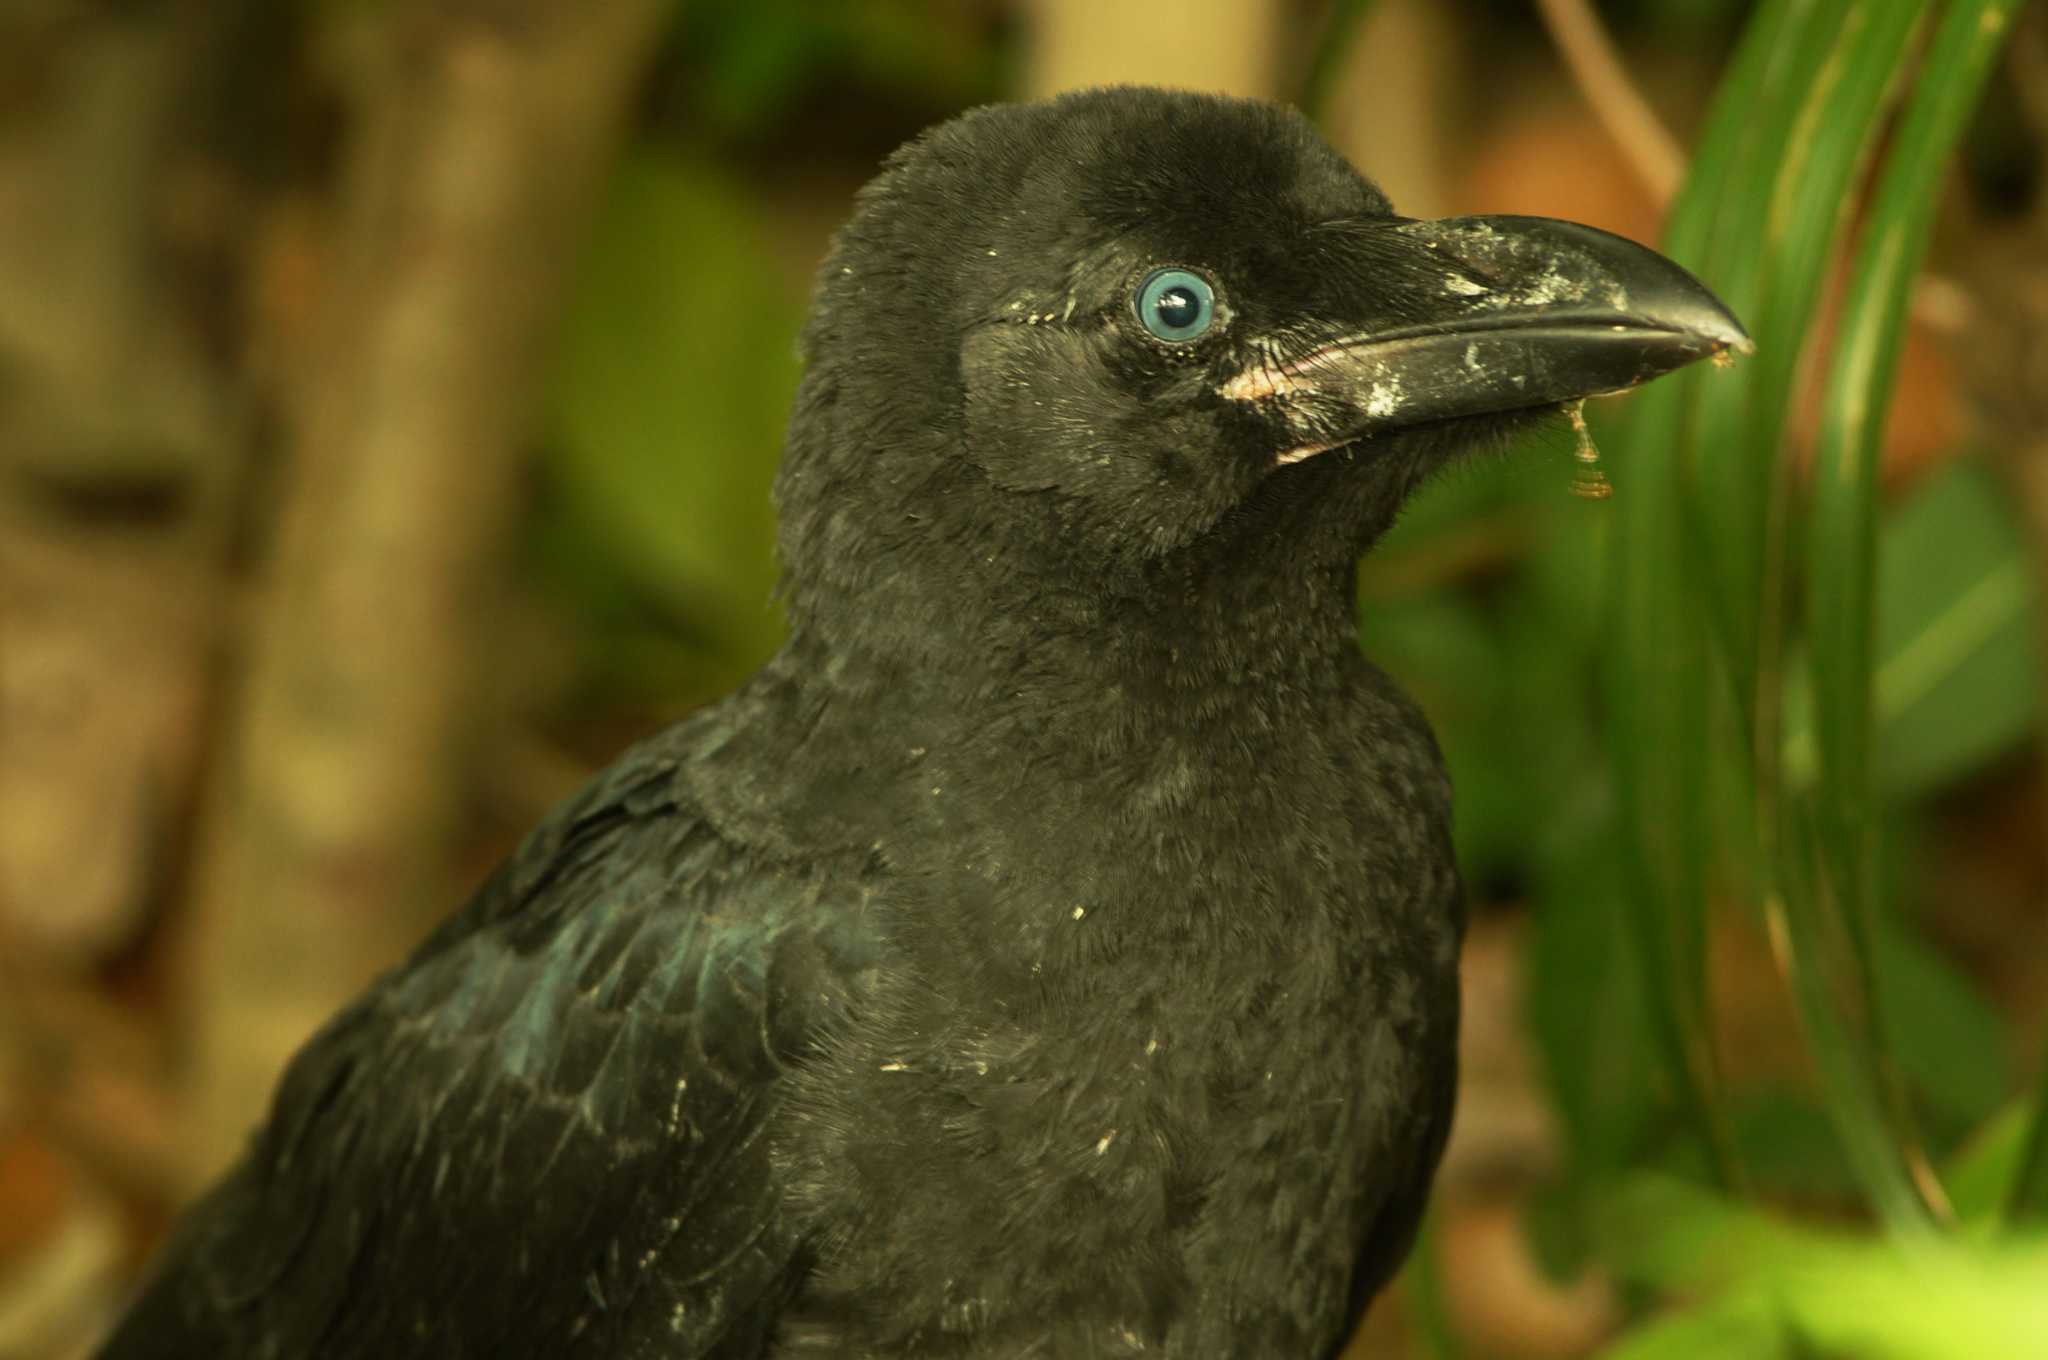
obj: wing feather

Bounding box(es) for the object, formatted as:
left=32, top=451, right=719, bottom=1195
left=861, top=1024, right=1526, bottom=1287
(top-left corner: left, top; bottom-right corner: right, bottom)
left=99, top=731, right=880, bottom=1359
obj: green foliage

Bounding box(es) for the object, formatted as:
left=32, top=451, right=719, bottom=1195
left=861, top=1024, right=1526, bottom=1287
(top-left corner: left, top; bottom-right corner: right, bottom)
left=1372, top=0, right=2044, bottom=1350
left=1528, top=841, right=1666, bottom=1183
left=540, top=146, right=798, bottom=705
left=1785, top=459, right=2043, bottom=797
left=2015, top=1067, right=2048, bottom=1225
left=1870, top=895, right=2014, bottom=1144
left=1785, top=0, right=2027, bottom=1233
left=663, top=0, right=1002, bottom=138
left=1943, top=1101, right=2032, bottom=1222
left=1591, top=1176, right=2048, bottom=1358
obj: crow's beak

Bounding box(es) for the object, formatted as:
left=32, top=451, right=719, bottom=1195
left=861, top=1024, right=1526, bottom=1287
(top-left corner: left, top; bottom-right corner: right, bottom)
left=1226, top=215, right=1750, bottom=447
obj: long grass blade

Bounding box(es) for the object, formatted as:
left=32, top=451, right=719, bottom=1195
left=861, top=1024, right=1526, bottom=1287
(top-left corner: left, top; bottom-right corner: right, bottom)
left=1627, top=0, right=1942, bottom=1235
left=1600, top=0, right=1856, bottom=1191
left=1680, top=0, right=1859, bottom=699
left=1788, top=0, right=2024, bottom=1234
left=1805, top=0, right=2027, bottom=936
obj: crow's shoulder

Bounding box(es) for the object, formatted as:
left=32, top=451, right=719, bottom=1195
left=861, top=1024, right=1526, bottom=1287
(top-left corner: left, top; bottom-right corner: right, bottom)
left=110, top=721, right=886, bottom=1360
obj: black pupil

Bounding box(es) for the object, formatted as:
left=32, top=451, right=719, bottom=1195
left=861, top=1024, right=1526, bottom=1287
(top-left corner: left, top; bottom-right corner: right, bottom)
left=1154, top=286, right=1200, bottom=330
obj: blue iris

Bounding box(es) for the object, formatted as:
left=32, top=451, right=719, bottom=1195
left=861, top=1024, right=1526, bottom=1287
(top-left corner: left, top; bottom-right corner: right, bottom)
left=1136, top=267, right=1216, bottom=342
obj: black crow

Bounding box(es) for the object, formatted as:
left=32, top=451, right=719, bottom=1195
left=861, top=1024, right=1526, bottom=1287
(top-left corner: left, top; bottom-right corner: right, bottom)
left=100, top=87, right=1745, bottom=1359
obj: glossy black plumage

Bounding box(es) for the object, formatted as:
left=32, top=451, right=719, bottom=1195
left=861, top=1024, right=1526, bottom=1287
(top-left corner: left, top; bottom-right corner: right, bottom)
left=100, top=88, right=1744, bottom=1359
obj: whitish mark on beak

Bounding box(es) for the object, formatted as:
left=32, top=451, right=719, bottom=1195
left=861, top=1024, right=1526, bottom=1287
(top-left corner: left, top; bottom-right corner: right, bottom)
left=1274, top=439, right=1343, bottom=467
left=1219, top=356, right=1304, bottom=403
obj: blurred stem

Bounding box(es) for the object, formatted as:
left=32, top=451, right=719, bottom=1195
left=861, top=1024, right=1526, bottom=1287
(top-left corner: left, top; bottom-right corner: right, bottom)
left=1299, top=0, right=1380, bottom=123
left=1533, top=0, right=1684, bottom=204
left=179, top=0, right=670, bottom=1189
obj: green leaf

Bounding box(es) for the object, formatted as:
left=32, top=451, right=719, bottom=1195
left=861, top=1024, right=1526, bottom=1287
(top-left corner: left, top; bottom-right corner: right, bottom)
left=1943, top=1101, right=2030, bottom=1225
left=1784, top=456, right=2042, bottom=796
left=1870, top=908, right=2014, bottom=1141
left=1870, top=458, right=2039, bottom=793
left=1592, top=1175, right=1841, bottom=1291
left=1599, top=1291, right=1791, bottom=1360
left=1727, top=1089, right=1862, bottom=1204
left=2013, top=1049, right=2048, bottom=1225
left=1592, top=1176, right=2048, bottom=1357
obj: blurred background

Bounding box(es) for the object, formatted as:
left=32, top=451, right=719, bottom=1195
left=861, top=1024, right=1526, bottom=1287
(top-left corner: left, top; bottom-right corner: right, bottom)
left=1, top=1, right=2044, bottom=1356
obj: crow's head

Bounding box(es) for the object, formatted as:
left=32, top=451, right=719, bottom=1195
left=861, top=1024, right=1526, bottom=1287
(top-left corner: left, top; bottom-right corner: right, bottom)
left=776, top=87, right=1745, bottom=613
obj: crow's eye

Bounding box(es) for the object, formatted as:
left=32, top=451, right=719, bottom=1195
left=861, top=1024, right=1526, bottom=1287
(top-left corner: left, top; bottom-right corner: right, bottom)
left=1136, top=268, right=1216, bottom=342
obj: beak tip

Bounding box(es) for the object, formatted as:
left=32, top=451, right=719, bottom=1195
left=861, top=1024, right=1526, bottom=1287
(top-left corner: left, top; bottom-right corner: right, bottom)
left=1696, top=309, right=1754, bottom=358
left=1638, top=271, right=1751, bottom=362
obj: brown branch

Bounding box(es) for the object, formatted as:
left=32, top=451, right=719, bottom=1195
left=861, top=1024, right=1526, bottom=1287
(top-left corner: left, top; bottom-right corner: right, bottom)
left=176, top=0, right=668, bottom=1191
